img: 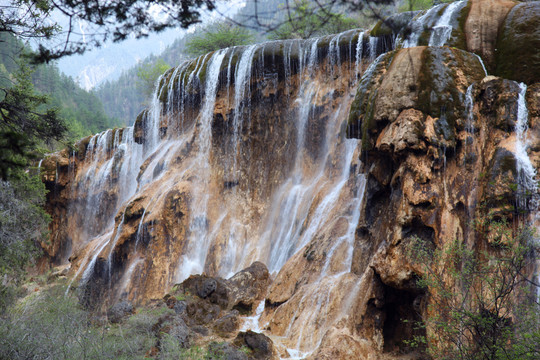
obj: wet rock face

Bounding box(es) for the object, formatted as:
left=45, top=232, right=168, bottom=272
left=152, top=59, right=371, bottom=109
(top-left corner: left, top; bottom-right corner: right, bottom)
left=495, top=1, right=540, bottom=85
left=41, top=4, right=540, bottom=357
left=348, top=46, right=485, bottom=150
left=346, top=46, right=540, bottom=355
left=464, top=0, right=516, bottom=71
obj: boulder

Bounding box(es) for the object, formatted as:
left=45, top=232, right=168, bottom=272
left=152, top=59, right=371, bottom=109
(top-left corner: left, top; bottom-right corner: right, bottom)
left=169, top=318, right=193, bottom=348
left=185, top=299, right=221, bottom=325
left=178, top=262, right=271, bottom=313
left=181, top=274, right=230, bottom=309
left=106, top=301, right=134, bottom=323
left=227, top=261, right=270, bottom=313
left=213, top=310, right=240, bottom=337
left=233, top=330, right=277, bottom=360
left=496, top=1, right=540, bottom=85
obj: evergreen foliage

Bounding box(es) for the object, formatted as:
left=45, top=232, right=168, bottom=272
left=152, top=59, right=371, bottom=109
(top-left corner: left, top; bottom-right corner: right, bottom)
left=0, top=56, right=66, bottom=178
left=269, top=0, right=361, bottom=40
left=0, top=33, right=121, bottom=142
left=136, top=58, right=171, bottom=99
left=0, top=33, right=118, bottom=310
left=0, top=171, right=49, bottom=312
left=185, top=22, right=256, bottom=57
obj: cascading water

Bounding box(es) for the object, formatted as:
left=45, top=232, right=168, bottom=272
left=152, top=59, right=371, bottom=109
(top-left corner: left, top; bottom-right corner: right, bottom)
left=400, top=1, right=466, bottom=48
left=464, top=84, right=475, bottom=135
left=513, top=83, right=540, bottom=300
left=39, top=3, right=540, bottom=357
left=177, top=49, right=228, bottom=277
left=514, top=83, right=537, bottom=211
left=428, top=1, right=466, bottom=47
left=61, top=28, right=391, bottom=356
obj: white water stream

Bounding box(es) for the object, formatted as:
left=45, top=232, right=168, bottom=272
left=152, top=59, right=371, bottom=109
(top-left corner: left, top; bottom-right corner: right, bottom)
left=515, top=83, right=537, bottom=211
left=429, top=1, right=465, bottom=47
left=400, top=1, right=466, bottom=48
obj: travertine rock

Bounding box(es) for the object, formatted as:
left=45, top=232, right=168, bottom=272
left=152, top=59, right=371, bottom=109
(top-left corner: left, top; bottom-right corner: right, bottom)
left=40, top=8, right=540, bottom=358
left=465, top=0, right=516, bottom=70
left=495, top=1, right=540, bottom=84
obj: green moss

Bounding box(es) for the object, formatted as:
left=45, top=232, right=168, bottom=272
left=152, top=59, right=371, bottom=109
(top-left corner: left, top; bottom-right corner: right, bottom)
left=361, top=89, right=379, bottom=150
left=347, top=50, right=396, bottom=147
left=434, top=113, right=455, bottom=143
left=75, top=135, right=93, bottom=158
left=416, top=47, right=432, bottom=113
left=495, top=3, right=540, bottom=85
left=416, top=47, right=483, bottom=143
left=452, top=0, right=472, bottom=51
left=370, top=20, right=394, bottom=37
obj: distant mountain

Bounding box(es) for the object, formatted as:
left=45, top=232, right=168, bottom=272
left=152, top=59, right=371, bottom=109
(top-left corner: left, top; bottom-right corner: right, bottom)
left=58, top=29, right=182, bottom=90
left=56, top=1, right=246, bottom=90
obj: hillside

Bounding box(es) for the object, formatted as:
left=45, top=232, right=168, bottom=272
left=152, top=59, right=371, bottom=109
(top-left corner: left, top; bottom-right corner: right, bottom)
left=0, top=33, right=122, bottom=141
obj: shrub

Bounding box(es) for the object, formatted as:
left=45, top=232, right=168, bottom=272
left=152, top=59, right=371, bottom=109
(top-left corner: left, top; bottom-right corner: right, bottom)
left=185, top=23, right=255, bottom=57
left=406, top=225, right=540, bottom=359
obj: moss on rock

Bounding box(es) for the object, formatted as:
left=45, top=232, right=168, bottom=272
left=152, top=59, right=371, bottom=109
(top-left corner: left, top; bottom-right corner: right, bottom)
left=495, top=2, right=540, bottom=85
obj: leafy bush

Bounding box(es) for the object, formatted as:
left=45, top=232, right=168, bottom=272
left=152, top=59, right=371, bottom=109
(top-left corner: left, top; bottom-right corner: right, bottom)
left=406, top=225, right=540, bottom=359
left=136, top=59, right=171, bottom=99
left=185, top=23, right=255, bottom=57
left=268, top=0, right=360, bottom=40
left=0, top=285, right=218, bottom=359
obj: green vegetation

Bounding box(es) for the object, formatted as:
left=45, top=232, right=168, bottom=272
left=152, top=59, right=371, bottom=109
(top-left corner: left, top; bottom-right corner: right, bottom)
left=185, top=23, right=256, bottom=57
left=398, top=0, right=435, bottom=12
left=137, top=59, right=172, bottom=99
left=0, top=284, right=228, bottom=359
left=406, top=224, right=540, bottom=359
left=0, top=33, right=121, bottom=143
left=0, top=171, right=49, bottom=312
left=398, top=0, right=456, bottom=13
left=32, top=63, right=122, bottom=139
left=0, top=59, right=66, bottom=178
left=0, top=32, right=119, bottom=310
left=269, top=0, right=360, bottom=40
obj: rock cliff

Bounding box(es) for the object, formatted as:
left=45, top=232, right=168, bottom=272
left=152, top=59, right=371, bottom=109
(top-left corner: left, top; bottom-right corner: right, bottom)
left=41, top=1, right=540, bottom=358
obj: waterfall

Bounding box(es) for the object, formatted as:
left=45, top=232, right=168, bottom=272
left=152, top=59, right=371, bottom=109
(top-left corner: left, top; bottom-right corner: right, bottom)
left=429, top=1, right=465, bottom=47
left=177, top=49, right=227, bottom=277
left=464, top=84, right=474, bottom=134
left=400, top=5, right=440, bottom=48
left=473, top=54, right=489, bottom=76
left=514, top=83, right=537, bottom=211
left=230, top=44, right=258, bottom=180
left=513, top=83, right=540, bottom=301
left=60, top=28, right=380, bottom=354
left=400, top=1, right=466, bottom=48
